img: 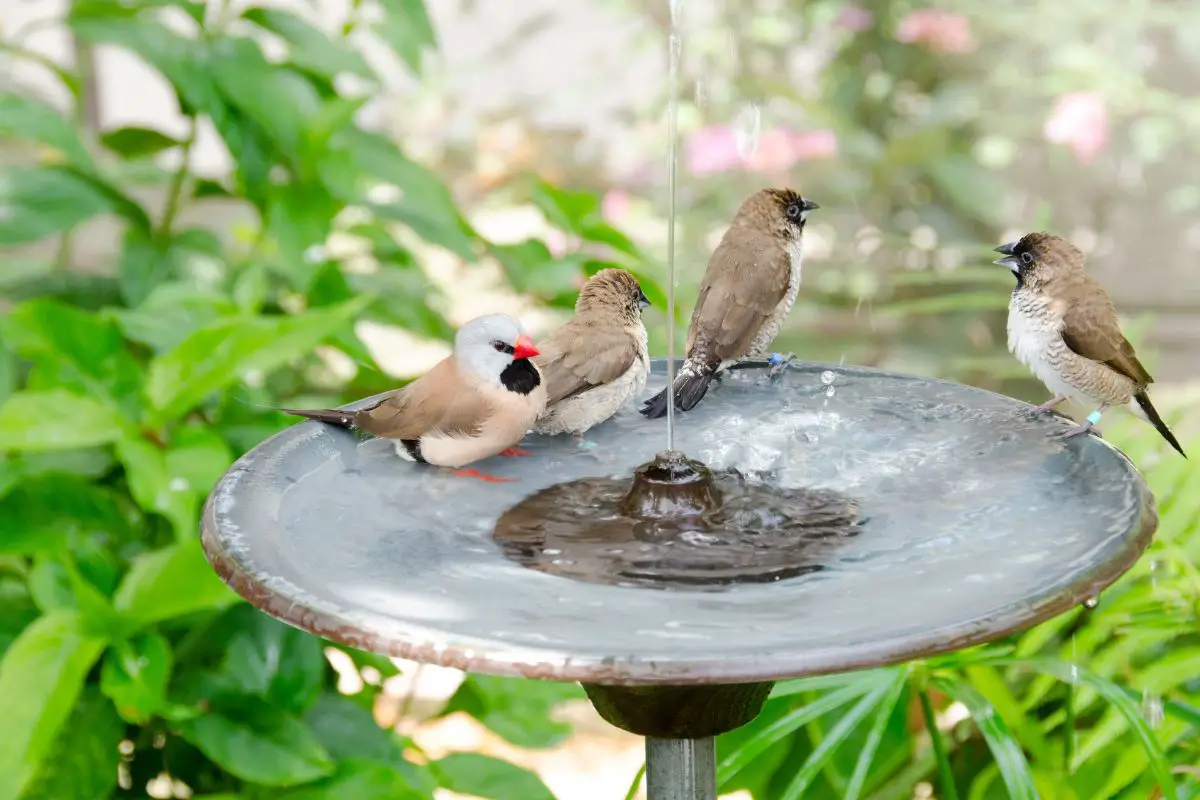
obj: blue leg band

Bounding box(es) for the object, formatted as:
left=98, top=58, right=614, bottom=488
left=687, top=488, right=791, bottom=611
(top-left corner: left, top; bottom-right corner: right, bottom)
left=768, top=353, right=785, bottom=366
left=1086, top=410, right=1103, bottom=426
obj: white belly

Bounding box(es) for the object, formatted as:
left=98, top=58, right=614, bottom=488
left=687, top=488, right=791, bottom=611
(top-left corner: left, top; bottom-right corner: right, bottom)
left=747, top=241, right=803, bottom=357
left=534, top=349, right=649, bottom=435
left=1007, top=302, right=1092, bottom=404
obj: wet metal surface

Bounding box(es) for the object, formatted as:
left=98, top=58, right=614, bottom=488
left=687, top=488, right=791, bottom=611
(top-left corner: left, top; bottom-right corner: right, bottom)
left=201, top=360, right=1157, bottom=685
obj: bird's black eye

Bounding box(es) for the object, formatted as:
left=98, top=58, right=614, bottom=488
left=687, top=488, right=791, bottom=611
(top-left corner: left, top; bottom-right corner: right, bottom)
left=1021, top=252, right=1034, bottom=265
left=492, top=339, right=514, bottom=354
left=786, top=202, right=803, bottom=220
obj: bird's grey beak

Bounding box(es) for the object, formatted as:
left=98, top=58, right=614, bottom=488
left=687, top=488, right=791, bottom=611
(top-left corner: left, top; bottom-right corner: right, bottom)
left=993, top=241, right=1020, bottom=272
left=637, top=288, right=651, bottom=309
left=800, top=198, right=820, bottom=211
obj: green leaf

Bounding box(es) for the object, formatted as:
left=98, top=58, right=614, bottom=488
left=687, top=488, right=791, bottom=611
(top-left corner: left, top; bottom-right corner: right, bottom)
left=276, top=759, right=426, bottom=800
left=100, top=125, right=181, bottom=158
left=165, top=426, right=234, bottom=494
left=2, top=298, right=142, bottom=415
left=334, top=129, right=476, bottom=259
left=0, top=167, right=112, bottom=246
left=113, top=539, right=236, bottom=627
left=0, top=611, right=108, bottom=800
left=220, top=606, right=325, bottom=713
left=442, top=676, right=581, bottom=749
left=176, top=700, right=336, bottom=786
left=0, top=475, right=134, bottom=556
left=375, top=0, right=437, bottom=74
left=242, top=8, right=374, bottom=80
left=115, top=437, right=196, bottom=537
left=0, top=93, right=94, bottom=171
left=112, top=283, right=239, bottom=353
left=116, top=226, right=170, bottom=308
left=531, top=180, right=598, bottom=235
left=302, top=694, right=406, bottom=764
left=431, top=753, right=555, bottom=800
left=100, top=632, right=172, bottom=723
left=16, top=689, right=122, bottom=800
left=0, top=391, right=127, bottom=452
left=27, top=553, right=117, bottom=633
left=934, top=677, right=1038, bottom=800
left=844, top=671, right=908, bottom=800
left=265, top=181, right=337, bottom=288
left=143, top=296, right=372, bottom=421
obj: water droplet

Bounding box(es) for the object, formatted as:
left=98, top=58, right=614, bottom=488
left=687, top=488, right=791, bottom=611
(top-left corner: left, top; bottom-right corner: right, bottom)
left=733, top=103, right=761, bottom=160
left=668, top=33, right=682, bottom=64
left=693, top=77, right=707, bottom=107
left=669, top=0, right=684, bottom=27
left=1067, top=663, right=1080, bottom=685
left=1141, top=691, right=1164, bottom=728
left=542, top=548, right=562, bottom=556
left=820, top=370, right=836, bottom=385
left=1082, top=594, right=1100, bottom=610
left=825, top=386, right=836, bottom=398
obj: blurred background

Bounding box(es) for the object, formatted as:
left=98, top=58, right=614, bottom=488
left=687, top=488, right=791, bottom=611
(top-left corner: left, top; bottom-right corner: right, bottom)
left=1, top=1, right=1197, bottom=799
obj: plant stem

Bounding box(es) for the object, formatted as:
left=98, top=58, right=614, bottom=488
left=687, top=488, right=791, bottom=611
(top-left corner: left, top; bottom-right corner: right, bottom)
left=623, top=763, right=645, bottom=800
left=1063, top=681, right=1075, bottom=774
left=157, top=121, right=197, bottom=242
left=918, top=688, right=959, bottom=800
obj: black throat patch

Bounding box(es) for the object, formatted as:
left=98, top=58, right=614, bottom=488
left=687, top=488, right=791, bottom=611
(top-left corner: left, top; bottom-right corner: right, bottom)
left=500, top=359, right=541, bottom=395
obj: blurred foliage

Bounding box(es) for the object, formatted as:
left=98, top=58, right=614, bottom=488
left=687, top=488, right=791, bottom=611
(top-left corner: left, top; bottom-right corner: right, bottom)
left=1, top=0, right=1197, bottom=799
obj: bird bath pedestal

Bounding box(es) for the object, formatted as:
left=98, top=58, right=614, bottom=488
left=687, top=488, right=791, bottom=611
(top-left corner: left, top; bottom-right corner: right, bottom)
left=201, top=360, right=1157, bottom=800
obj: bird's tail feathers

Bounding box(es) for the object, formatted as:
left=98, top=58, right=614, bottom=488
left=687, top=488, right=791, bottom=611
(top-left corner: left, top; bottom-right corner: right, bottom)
left=1133, top=392, right=1186, bottom=458
left=281, top=407, right=357, bottom=429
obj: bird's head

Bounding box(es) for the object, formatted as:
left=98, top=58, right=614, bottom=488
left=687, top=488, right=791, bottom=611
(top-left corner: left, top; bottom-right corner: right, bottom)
left=993, top=232, right=1084, bottom=289
left=747, top=188, right=819, bottom=239
left=576, top=268, right=651, bottom=318
left=455, top=314, right=539, bottom=384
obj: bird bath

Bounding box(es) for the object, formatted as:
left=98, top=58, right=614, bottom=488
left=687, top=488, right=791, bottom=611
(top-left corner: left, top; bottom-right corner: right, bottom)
left=201, top=358, right=1157, bottom=800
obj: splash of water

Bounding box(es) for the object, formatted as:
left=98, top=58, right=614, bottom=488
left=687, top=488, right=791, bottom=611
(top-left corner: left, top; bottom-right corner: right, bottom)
left=734, top=102, right=762, bottom=161
left=1141, top=690, right=1164, bottom=728
left=1082, top=594, right=1099, bottom=610
left=664, top=10, right=683, bottom=451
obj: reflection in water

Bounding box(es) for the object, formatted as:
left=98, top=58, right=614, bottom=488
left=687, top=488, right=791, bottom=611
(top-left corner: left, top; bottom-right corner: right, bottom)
left=493, top=452, right=864, bottom=591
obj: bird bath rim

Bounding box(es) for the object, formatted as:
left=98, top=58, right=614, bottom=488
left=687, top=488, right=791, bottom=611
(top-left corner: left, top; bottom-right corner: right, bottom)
left=200, top=359, right=1158, bottom=686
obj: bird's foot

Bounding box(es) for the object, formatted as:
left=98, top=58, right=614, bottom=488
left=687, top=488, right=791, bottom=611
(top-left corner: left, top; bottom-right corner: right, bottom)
left=452, top=468, right=516, bottom=483
left=767, top=352, right=794, bottom=379
left=1053, top=411, right=1104, bottom=442
left=1019, top=396, right=1068, bottom=418
left=573, top=436, right=598, bottom=451
left=497, top=447, right=532, bottom=457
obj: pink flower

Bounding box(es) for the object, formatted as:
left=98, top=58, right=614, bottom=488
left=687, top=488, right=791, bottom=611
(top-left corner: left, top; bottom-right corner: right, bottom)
left=685, top=125, right=837, bottom=176
left=601, top=189, right=631, bottom=223
left=895, top=10, right=975, bottom=54
left=1043, top=92, right=1108, bottom=164
left=834, top=6, right=874, bottom=32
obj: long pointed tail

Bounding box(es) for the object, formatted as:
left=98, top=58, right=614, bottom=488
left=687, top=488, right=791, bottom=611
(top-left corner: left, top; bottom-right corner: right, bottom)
left=1134, top=392, right=1186, bottom=458
left=281, top=407, right=357, bottom=430
left=639, top=360, right=719, bottom=419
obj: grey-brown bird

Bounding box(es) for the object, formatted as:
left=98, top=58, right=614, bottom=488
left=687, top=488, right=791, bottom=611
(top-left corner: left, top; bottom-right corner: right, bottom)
left=532, top=268, right=651, bottom=438
left=640, top=187, right=818, bottom=419
left=994, top=232, right=1185, bottom=457
left=283, top=314, right=549, bottom=479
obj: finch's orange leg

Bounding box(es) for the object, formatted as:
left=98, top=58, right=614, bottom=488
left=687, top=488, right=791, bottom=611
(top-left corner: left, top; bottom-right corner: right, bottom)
left=497, top=447, right=532, bottom=457
left=453, top=469, right=516, bottom=483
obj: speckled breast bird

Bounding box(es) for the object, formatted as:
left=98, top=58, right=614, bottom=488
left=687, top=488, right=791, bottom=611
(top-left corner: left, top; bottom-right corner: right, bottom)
left=640, top=188, right=819, bottom=419
left=283, top=314, right=549, bottom=479
left=994, top=232, right=1186, bottom=457
left=532, top=268, right=651, bottom=437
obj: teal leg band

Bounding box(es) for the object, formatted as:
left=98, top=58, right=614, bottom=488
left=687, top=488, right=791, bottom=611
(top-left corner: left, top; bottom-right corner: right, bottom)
left=1086, top=410, right=1103, bottom=426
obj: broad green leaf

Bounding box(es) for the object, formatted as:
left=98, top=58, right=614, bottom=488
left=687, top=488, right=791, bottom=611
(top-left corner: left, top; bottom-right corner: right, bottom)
left=16, top=689, right=122, bottom=800
left=934, top=677, right=1038, bottom=800
left=264, top=181, right=338, bottom=288
left=220, top=606, right=324, bottom=713
left=115, top=437, right=196, bottom=538
left=0, top=391, right=127, bottom=452
left=0, top=577, right=39, bottom=656
left=531, top=180, right=598, bottom=234
left=242, top=8, right=374, bottom=80
left=113, top=539, right=236, bottom=627
left=0, top=167, right=111, bottom=246
left=165, top=426, right=234, bottom=494
left=431, top=753, right=555, bottom=800
left=442, top=676, right=581, bottom=749
left=0, top=611, right=107, bottom=800
left=100, top=632, right=172, bottom=724
left=302, top=694, right=406, bottom=764
left=375, top=0, right=437, bottom=74
left=116, top=227, right=170, bottom=308
left=0, top=94, right=94, bottom=171
left=99, top=125, right=181, bottom=158
left=275, top=759, right=426, bottom=800
left=176, top=701, right=336, bottom=786
left=2, top=299, right=142, bottom=415
left=334, top=129, right=476, bottom=259
left=780, top=683, right=895, bottom=800
left=0, top=475, right=134, bottom=556
left=143, top=296, right=372, bottom=421
left=26, top=553, right=117, bottom=633
left=112, top=282, right=240, bottom=354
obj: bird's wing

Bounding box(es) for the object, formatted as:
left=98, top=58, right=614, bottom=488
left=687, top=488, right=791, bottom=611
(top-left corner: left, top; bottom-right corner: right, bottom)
left=1058, top=279, right=1153, bottom=386
left=355, top=358, right=489, bottom=439
left=535, top=322, right=640, bottom=404
left=686, top=235, right=790, bottom=362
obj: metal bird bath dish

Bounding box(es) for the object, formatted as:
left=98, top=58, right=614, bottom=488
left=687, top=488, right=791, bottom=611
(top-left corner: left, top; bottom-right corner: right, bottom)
left=201, top=359, right=1157, bottom=800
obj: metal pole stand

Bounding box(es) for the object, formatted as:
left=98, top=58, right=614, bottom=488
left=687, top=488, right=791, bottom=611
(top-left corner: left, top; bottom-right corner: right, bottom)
left=581, top=682, right=775, bottom=800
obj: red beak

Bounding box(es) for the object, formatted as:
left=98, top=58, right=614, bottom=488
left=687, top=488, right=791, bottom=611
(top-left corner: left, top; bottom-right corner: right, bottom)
left=512, top=333, right=539, bottom=360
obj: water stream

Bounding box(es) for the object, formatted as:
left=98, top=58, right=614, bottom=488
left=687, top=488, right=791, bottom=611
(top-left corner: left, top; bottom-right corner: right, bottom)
left=664, top=0, right=683, bottom=452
